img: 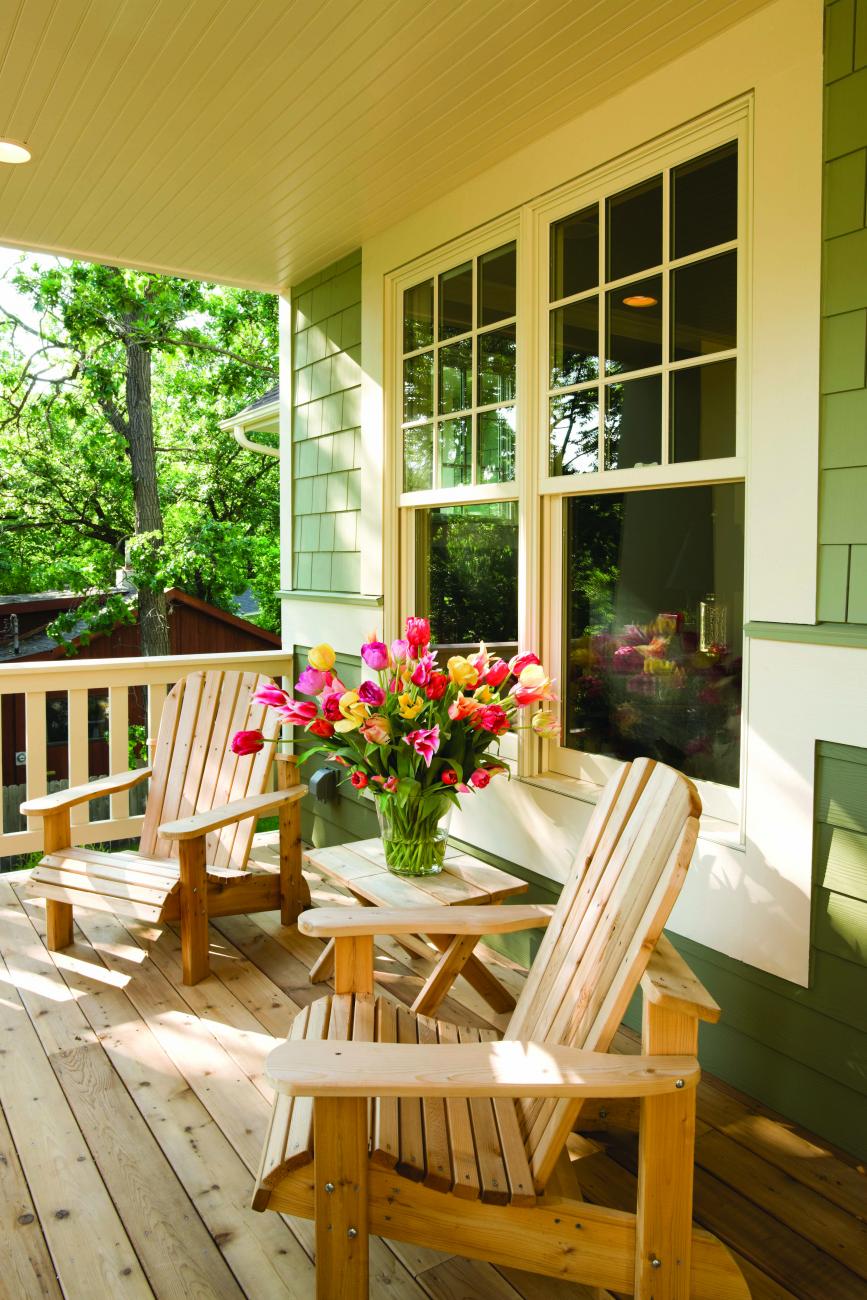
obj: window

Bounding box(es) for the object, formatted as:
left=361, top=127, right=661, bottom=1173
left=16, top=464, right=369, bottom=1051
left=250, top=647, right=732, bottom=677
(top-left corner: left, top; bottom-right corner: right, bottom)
left=415, top=502, right=518, bottom=654
left=547, top=142, right=738, bottom=479
left=392, top=112, right=746, bottom=816
left=401, top=241, right=517, bottom=492
left=563, top=483, right=744, bottom=788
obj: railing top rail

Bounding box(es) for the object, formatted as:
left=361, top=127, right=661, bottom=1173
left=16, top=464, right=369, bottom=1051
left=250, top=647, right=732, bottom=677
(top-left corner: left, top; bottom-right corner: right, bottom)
left=0, top=647, right=294, bottom=693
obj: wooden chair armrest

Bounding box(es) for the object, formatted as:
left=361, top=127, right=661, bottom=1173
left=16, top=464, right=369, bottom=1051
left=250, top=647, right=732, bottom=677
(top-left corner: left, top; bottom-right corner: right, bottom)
left=642, top=934, right=721, bottom=1024
left=298, top=904, right=555, bottom=938
left=21, top=768, right=152, bottom=816
left=266, top=1038, right=699, bottom=1099
left=158, top=786, right=307, bottom=840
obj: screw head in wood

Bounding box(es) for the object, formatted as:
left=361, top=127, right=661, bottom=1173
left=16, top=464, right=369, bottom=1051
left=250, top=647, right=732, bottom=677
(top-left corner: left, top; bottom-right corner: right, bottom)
left=675, top=1079, right=685, bottom=1089
left=347, top=1227, right=358, bottom=1238
left=324, top=1182, right=335, bottom=1193
left=651, top=1256, right=661, bottom=1269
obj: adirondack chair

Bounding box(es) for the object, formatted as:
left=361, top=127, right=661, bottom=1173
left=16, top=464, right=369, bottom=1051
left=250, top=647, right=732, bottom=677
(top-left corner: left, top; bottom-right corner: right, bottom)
left=22, top=669, right=308, bottom=985
left=253, top=757, right=750, bottom=1300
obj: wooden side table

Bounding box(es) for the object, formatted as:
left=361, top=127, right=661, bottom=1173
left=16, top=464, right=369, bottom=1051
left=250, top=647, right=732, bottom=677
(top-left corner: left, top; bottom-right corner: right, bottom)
left=302, top=837, right=528, bottom=1017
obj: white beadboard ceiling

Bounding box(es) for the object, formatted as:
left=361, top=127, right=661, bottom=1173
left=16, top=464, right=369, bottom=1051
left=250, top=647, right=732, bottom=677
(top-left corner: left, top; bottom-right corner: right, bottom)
left=0, top=0, right=770, bottom=292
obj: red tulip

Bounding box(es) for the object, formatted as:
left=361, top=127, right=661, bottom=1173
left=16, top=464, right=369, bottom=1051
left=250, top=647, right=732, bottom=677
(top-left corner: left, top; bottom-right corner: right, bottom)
left=231, top=729, right=265, bottom=755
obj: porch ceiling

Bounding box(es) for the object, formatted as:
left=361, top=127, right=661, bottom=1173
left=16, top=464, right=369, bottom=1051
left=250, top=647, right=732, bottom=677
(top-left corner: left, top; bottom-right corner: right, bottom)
left=0, top=0, right=771, bottom=292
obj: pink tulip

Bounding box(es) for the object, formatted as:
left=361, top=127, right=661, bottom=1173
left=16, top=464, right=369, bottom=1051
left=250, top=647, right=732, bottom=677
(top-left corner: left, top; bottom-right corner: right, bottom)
left=509, top=651, right=541, bottom=677
left=231, top=729, right=265, bottom=755
left=405, top=616, right=431, bottom=649
left=361, top=639, right=389, bottom=671
left=484, top=659, right=509, bottom=688
left=402, top=725, right=440, bottom=768
left=253, top=684, right=289, bottom=709
left=391, top=638, right=410, bottom=663
left=470, top=769, right=491, bottom=789
left=296, top=666, right=328, bottom=695
left=477, top=704, right=510, bottom=735
left=358, top=680, right=386, bottom=707
left=279, top=699, right=318, bottom=725
left=410, top=652, right=434, bottom=687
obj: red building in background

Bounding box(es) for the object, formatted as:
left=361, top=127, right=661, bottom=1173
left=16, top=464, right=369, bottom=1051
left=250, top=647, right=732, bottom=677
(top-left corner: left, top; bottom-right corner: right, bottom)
left=0, top=586, right=281, bottom=787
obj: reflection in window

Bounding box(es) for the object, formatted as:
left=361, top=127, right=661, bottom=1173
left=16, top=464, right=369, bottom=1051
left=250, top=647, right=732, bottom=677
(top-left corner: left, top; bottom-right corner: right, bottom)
left=438, top=417, right=471, bottom=487
left=671, top=252, right=737, bottom=361
left=564, top=483, right=744, bottom=785
left=478, top=325, right=516, bottom=405
left=605, top=277, right=662, bottom=375
left=416, top=502, right=518, bottom=649
left=550, top=392, right=599, bottom=475
left=403, top=280, right=434, bottom=352
left=439, top=262, right=473, bottom=339
left=550, top=298, right=598, bottom=388
left=478, top=408, right=516, bottom=482
left=404, top=424, right=433, bottom=491
left=604, top=375, right=662, bottom=469
left=670, top=359, right=736, bottom=462
left=479, top=244, right=517, bottom=325
left=550, top=205, right=599, bottom=300
left=672, top=142, right=738, bottom=259
left=607, top=175, right=662, bottom=281
left=439, top=339, right=472, bottom=414
left=403, top=352, right=433, bottom=423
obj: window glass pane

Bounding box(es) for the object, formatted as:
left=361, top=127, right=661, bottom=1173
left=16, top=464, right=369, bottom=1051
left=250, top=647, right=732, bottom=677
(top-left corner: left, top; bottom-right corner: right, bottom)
left=416, top=502, right=518, bottom=651
left=403, top=423, right=433, bottom=491
left=671, top=359, right=736, bottom=462
left=478, top=407, right=516, bottom=482
left=607, top=175, right=662, bottom=281
left=550, top=206, right=599, bottom=300
left=479, top=242, right=516, bottom=325
left=549, top=391, right=599, bottom=475
left=438, top=338, right=472, bottom=414
left=606, top=276, right=662, bottom=375
left=672, top=142, right=737, bottom=259
left=438, top=416, right=472, bottom=487
left=439, top=262, right=472, bottom=339
left=403, top=351, right=433, bottom=422
left=550, top=298, right=598, bottom=389
left=671, top=251, right=737, bottom=361
left=564, top=482, right=744, bottom=786
left=478, top=324, right=516, bottom=405
left=403, top=280, right=434, bottom=352
left=605, top=375, right=662, bottom=470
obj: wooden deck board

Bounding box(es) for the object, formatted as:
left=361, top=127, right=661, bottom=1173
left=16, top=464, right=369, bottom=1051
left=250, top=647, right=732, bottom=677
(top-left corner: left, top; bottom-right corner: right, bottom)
left=0, top=865, right=862, bottom=1300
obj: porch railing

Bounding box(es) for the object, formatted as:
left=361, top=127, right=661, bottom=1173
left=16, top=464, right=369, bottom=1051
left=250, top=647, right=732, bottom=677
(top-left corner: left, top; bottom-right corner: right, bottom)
left=0, top=648, right=293, bottom=861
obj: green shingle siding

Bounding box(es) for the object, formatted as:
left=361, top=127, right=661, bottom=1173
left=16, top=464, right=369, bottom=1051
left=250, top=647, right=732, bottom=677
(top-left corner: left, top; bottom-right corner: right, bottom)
left=819, top=1, right=867, bottom=622
left=291, top=251, right=362, bottom=594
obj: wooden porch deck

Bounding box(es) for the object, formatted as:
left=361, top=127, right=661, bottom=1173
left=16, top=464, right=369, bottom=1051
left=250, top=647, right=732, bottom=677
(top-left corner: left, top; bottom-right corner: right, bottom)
left=0, top=861, right=865, bottom=1300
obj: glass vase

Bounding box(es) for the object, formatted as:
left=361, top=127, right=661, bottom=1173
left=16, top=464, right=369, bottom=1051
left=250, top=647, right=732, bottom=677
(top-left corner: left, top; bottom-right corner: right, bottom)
left=375, top=794, right=452, bottom=876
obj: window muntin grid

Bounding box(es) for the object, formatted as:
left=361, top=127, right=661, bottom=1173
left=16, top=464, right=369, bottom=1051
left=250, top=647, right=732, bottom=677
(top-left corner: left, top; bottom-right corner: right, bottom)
left=401, top=241, right=517, bottom=492
left=547, top=142, right=738, bottom=478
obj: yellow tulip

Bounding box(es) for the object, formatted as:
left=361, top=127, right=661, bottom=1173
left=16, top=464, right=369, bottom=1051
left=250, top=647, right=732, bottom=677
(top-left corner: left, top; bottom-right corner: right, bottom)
left=309, top=643, right=336, bottom=672
left=334, top=689, right=368, bottom=732
left=473, top=684, right=493, bottom=704
left=447, top=655, right=479, bottom=688
left=398, top=691, right=425, bottom=720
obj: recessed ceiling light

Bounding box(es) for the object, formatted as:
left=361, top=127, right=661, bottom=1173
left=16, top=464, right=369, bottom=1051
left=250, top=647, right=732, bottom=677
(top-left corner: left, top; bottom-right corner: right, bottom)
left=0, top=139, right=31, bottom=164
left=622, top=294, right=657, bottom=308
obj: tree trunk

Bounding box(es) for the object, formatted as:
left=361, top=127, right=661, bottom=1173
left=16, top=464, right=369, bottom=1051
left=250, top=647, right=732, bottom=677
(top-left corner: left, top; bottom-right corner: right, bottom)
left=125, top=340, right=170, bottom=656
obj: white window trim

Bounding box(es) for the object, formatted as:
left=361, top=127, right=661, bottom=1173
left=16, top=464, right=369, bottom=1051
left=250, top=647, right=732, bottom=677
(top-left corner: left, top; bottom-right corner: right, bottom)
left=389, top=102, right=750, bottom=826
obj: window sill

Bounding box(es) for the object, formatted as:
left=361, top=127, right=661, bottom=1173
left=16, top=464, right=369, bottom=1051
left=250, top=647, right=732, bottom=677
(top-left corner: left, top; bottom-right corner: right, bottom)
left=523, top=770, right=745, bottom=851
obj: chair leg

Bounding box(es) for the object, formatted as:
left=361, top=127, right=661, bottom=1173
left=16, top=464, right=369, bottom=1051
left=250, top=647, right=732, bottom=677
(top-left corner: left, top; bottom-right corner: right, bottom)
left=275, top=753, right=310, bottom=925
left=45, top=899, right=73, bottom=950
left=178, top=835, right=209, bottom=985
left=43, top=808, right=73, bottom=951
left=314, top=1097, right=368, bottom=1300
left=634, top=1001, right=698, bottom=1300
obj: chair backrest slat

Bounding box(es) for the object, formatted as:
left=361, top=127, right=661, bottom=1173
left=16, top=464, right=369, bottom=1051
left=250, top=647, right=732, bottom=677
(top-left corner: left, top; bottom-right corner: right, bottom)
left=501, top=758, right=700, bottom=1192
left=139, top=670, right=277, bottom=868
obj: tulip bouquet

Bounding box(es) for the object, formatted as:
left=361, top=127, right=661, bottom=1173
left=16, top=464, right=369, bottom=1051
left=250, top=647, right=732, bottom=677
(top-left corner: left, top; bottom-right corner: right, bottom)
left=231, top=616, right=557, bottom=876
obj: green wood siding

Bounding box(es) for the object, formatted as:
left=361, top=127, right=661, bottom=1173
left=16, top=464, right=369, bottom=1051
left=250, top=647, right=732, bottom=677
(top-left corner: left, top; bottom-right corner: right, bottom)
left=819, top=0, right=867, bottom=623
left=291, top=647, right=378, bottom=847
left=291, top=252, right=362, bottom=594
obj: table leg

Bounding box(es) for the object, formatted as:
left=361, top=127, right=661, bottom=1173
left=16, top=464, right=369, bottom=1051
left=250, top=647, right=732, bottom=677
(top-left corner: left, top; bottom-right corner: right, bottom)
left=411, top=932, right=482, bottom=1017
left=456, top=951, right=517, bottom=1014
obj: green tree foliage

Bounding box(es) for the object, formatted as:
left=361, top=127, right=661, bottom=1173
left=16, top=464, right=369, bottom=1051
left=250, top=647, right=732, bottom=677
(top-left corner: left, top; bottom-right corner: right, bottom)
left=0, top=257, right=280, bottom=639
